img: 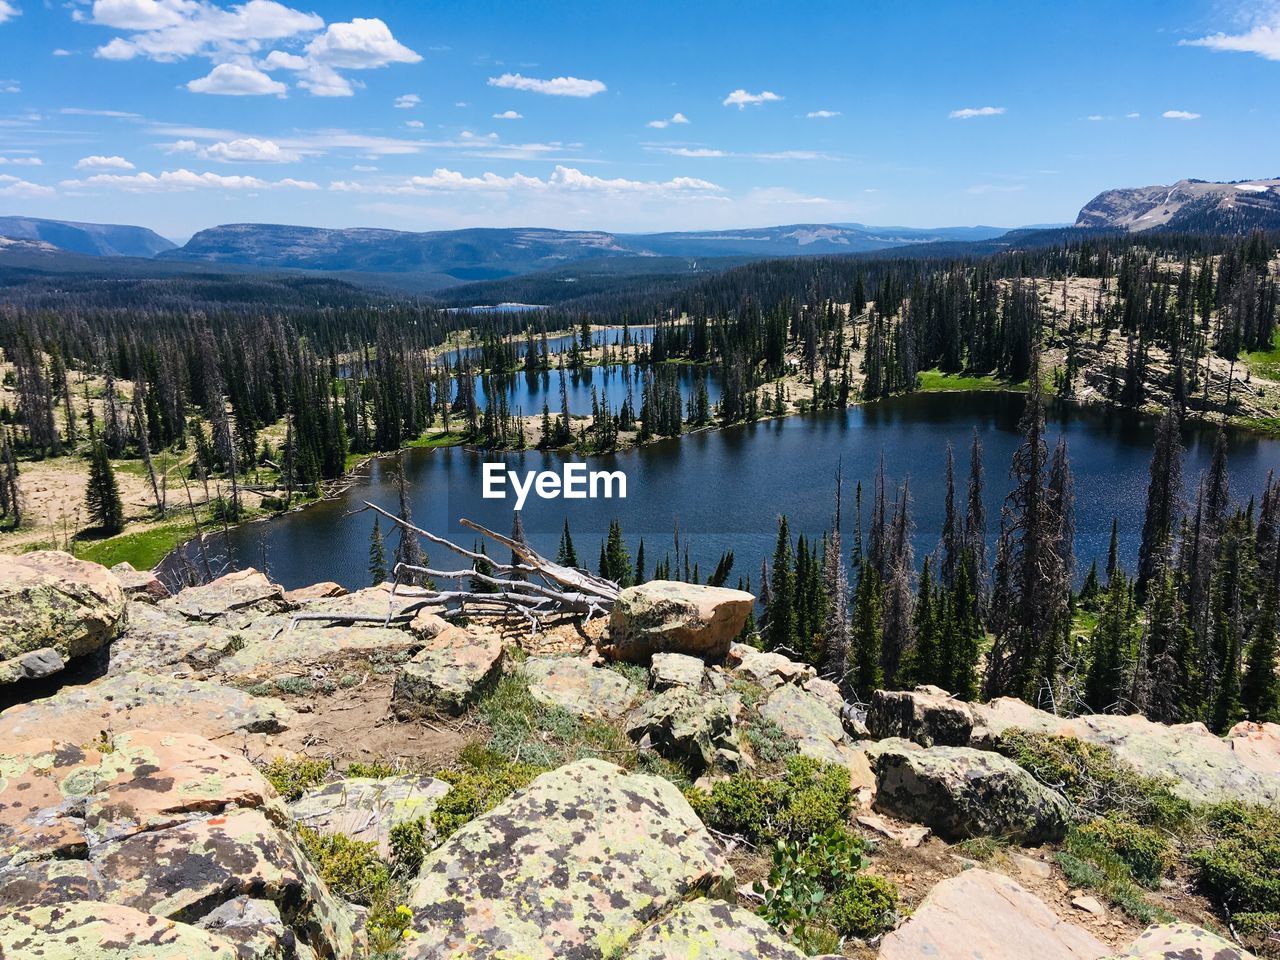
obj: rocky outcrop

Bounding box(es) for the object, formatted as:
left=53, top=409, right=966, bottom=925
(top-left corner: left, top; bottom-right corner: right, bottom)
left=392, top=626, right=504, bottom=717
left=872, top=744, right=1071, bottom=843
left=1111, top=923, right=1256, bottom=959
left=0, top=731, right=352, bottom=959
left=406, top=758, right=734, bottom=960
left=0, top=901, right=243, bottom=959
left=867, top=686, right=977, bottom=747
left=521, top=656, right=640, bottom=720
left=726, top=642, right=817, bottom=689
left=289, top=775, right=450, bottom=859
left=620, top=899, right=804, bottom=959
left=603, top=581, right=754, bottom=663
left=0, top=550, right=126, bottom=685
left=161, top=567, right=292, bottom=623
left=879, top=869, right=1108, bottom=960
left=760, top=682, right=875, bottom=792
left=650, top=651, right=707, bottom=691
left=627, top=686, right=737, bottom=771
left=110, top=561, right=170, bottom=602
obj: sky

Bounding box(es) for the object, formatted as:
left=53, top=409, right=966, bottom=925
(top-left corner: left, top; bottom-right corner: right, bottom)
left=0, top=0, right=1278, bottom=240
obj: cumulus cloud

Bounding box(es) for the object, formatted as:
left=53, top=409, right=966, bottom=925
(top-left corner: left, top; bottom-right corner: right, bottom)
left=188, top=63, right=287, bottom=96
left=1181, top=16, right=1280, bottom=61
left=487, top=73, right=606, bottom=97
left=330, top=164, right=722, bottom=196
left=53, top=47, right=73, bottom=55
left=0, top=174, right=54, bottom=197
left=949, top=106, right=1004, bottom=119
left=1162, top=109, right=1201, bottom=120
left=0, top=1, right=18, bottom=25
left=394, top=93, right=420, bottom=108
left=206, top=137, right=300, bottom=161
left=404, top=119, right=424, bottom=128
left=493, top=109, right=523, bottom=120
left=722, top=89, right=781, bottom=109
left=0, top=155, right=42, bottom=166
left=76, top=154, right=135, bottom=169
left=806, top=109, right=840, bottom=118
left=647, top=112, right=689, bottom=128
left=60, top=167, right=318, bottom=191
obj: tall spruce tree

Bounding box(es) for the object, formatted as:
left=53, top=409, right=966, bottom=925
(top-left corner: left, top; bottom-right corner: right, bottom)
left=85, top=439, right=124, bottom=535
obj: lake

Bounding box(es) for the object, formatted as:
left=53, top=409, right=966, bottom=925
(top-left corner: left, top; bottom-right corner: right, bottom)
left=469, top=363, right=720, bottom=417
left=162, top=392, right=1280, bottom=594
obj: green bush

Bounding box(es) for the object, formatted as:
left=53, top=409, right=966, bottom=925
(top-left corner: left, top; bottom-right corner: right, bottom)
left=1075, top=818, right=1173, bottom=888
left=346, top=760, right=397, bottom=779
left=389, top=816, right=429, bottom=877
left=830, top=873, right=900, bottom=940
left=431, top=756, right=547, bottom=840
left=298, top=826, right=390, bottom=906
left=775, top=756, right=852, bottom=839
left=260, top=756, right=331, bottom=801
left=1190, top=803, right=1280, bottom=922
left=1059, top=827, right=1167, bottom=924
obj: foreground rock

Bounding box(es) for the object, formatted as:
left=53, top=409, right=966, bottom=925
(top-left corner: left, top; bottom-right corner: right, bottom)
left=873, top=744, right=1070, bottom=843
left=760, top=682, right=875, bottom=792
left=627, top=686, right=736, bottom=771
left=0, top=901, right=243, bottom=959
left=290, top=775, right=451, bottom=858
left=521, top=656, right=640, bottom=720
left=603, top=581, right=754, bottom=663
left=0, top=550, right=126, bottom=685
left=392, top=625, right=504, bottom=717
left=879, top=869, right=1107, bottom=960
left=621, top=899, right=804, bottom=960
left=161, top=567, right=292, bottom=624
left=407, top=758, right=734, bottom=960
left=1112, top=923, right=1256, bottom=959
left=110, top=561, right=170, bottom=602
left=867, top=686, right=977, bottom=747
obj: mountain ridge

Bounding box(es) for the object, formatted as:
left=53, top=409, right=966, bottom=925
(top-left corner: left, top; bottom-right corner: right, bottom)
left=0, top=216, right=176, bottom=258
left=1075, top=177, right=1280, bottom=232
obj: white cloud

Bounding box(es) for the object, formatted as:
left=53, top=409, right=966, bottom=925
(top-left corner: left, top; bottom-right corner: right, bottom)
left=493, top=109, right=523, bottom=120
left=1181, top=17, right=1280, bottom=61
left=949, top=106, right=1005, bottom=119
left=394, top=93, right=420, bottom=108
left=487, top=73, right=606, bottom=97
left=305, top=18, right=420, bottom=69
left=647, top=111, right=690, bottom=128
left=188, top=63, right=287, bottom=96
left=0, top=79, right=19, bottom=94
left=1162, top=109, right=1201, bottom=120
left=352, top=163, right=377, bottom=171
left=61, top=107, right=142, bottom=117
left=60, top=167, right=318, bottom=191
left=76, top=154, right=135, bottom=169
left=1086, top=114, right=1107, bottom=121
left=0, top=1, right=18, bottom=25
left=53, top=48, right=73, bottom=56
left=647, top=145, right=835, bottom=161
left=0, top=174, right=54, bottom=198
left=331, top=164, right=722, bottom=197
left=205, top=137, right=299, bottom=161
left=0, top=155, right=42, bottom=166
left=404, top=119, right=424, bottom=128
left=722, top=89, right=781, bottom=109
left=1126, top=112, right=1141, bottom=119
left=806, top=109, right=840, bottom=118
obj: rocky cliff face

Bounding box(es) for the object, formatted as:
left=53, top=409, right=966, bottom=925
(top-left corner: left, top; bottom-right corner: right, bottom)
left=1075, top=178, right=1280, bottom=232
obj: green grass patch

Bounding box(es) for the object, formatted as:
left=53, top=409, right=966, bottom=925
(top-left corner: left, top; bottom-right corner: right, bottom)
left=916, top=369, right=1026, bottom=393
left=1244, top=329, right=1280, bottom=382
left=405, top=430, right=469, bottom=449
left=76, top=516, right=199, bottom=570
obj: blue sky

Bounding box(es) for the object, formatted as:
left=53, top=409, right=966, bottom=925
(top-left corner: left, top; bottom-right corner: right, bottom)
left=0, top=0, right=1277, bottom=239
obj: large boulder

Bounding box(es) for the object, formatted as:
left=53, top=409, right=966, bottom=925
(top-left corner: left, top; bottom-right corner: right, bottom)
left=760, top=682, right=875, bottom=792
left=0, top=551, right=126, bottom=685
left=627, top=686, right=736, bottom=771
left=866, top=686, right=977, bottom=747
left=110, top=561, right=170, bottom=602
left=879, top=869, right=1107, bottom=960
left=603, top=581, right=754, bottom=663
left=103, top=602, right=240, bottom=677
left=1111, top=923, right=1255, bottom=959
left=1226, top=720, right=1280, bottom=780
left=521, top=656, right=640, bottom=720
left=406, top=758, right=734, bottom=960
left=210, top=621, right=419, bottom=679
left=392, top=626, right=503, bottom=717
left=161, top=568, right=291, bottom=623
left=975, top=698, right=1280, bottom=806
left=650, top=651, right=707, bottom=691
left=872, top=744, right=1071, bottom=843
left=0, top=901, right=243, bottom=959
left=621, top=899, right=804, bottom=960
left=726, top=643, right=816, bottom=689
left=289, top=775, right=450, bottom=858
left=0, top=673, right=292, bottom=744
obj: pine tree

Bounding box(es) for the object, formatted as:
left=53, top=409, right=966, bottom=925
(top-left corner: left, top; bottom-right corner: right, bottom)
left=85, top=439, right=124, bottom=535
left=911, top=557, right=939, bottom=686
left=1085, top=572, right=1136, bottom=711
left=393, top=456, right=425, bottom=584
left=850, top=568, right=883, bottom=698
left=1137, top=409, right=1184, bottom=595
left=556, top=519, right=578, bottom=568
left=766, top=516, right=796, bottom=652
left=634, top=539, right=646, bottom=584
left=1242, top=545, right=1280, bottom=722
left=368, top=516, right=387, bottom=585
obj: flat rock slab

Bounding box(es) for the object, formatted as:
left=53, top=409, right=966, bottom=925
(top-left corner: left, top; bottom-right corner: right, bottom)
left=879, top=869, right=1108, bottom=960
left=521, top=656, right=640, bottom=720
left=0, top=901, right=242, bottom=959
left=760, top=682, right=875, bottom=791
left=1227, top=721, right=1280, bottom=779
left=110, top=562, right=170, bottom=602
left=621, top=899, right=804, bottom=959
left=406, top=758, right=735, bottom=960
left=105, top=602, right=239, bottom=677
left=161, top=568, right=290, bottom=622
left=605, top=581, right=754, bottom=663
left=212, top=622, right=418, bottom=678
left=873, top=744, right=1070, bottom=843
left=1112, top=922, right=1256, bottom=959
left=650, top=652, right=707, bottom=691
left=0, top=858, right=102, bottom=907
left=0, top=673, right=292, bottom=744
left=392, top=626, right=504, bottom=717
left=0, top=550, right=126, bottom=685
left=290, top=775, right=450, bottom=858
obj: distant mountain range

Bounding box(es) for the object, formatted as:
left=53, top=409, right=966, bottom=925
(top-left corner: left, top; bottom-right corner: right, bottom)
left=0, top=216, right=176, bottom=258
left=1075, top=178, right=1280, bottom=232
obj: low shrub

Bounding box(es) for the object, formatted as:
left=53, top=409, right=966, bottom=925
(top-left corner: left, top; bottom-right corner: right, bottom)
left=829, top=873, right=900, bottom=940
left=260, top=756, right=331, bottom=801
left=1190, top=803, right=1280, bottom=926
left=1075, top=818, right=1173, bottom=888
left=298, top=826, right=390, bottom=906
left=346, top=760, right=397, bottom=779
left=431, top=754, right=547, bottom=840
left=388, top=816, right=429, bottom=877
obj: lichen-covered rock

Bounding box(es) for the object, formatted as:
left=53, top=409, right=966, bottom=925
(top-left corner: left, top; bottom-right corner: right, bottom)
left=1112, top=922, right=1255, bottom=959
left=621, top=899, right=804, bottom=959
left=0, top=901, right=243, bottom=959
left=650, top=652, right=707, bottom=691
left=872, top=744, right=1070, bottom=843
left=879, top=869, right=1107, bottom=960
left=283, top=582, right=348, bottom=603
left=0, top=858, right=101, bottom=907
left=604, top=581, right=754, bottom=663
left=197, top=896, right=294, bottom=960
left=0, top=673, right=292, bottom=744
left=111, top=561, right=171, bottom=602
left=105, top=601, right=240, bottom=676
left=627, top=687, right=735, bottom=770
left=406, top=758, right=735, bottom=960
left=726, top=643, right=816, bottom=689
left=211, top=622, right=418, bottom=679
left=1226, top=720, right=1280, bottom=780
left=975, top=698, right=1280, bottom=806
left=392, top=626, right=503, bottom=717
left=289, top=775, right=450, bottom=858
left=162, top=568, right=291, bottom=623
left=0, top=550, right=126, bottom=685
left=521, top=656, right=640, bottom=719
left=760, top=682, right=875, bottom=791
left=866, top=686, right=976, bottom=747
